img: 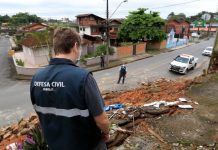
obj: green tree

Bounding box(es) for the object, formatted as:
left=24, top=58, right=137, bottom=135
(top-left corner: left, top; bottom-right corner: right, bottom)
left=167, top=12, right=187, bottom=22
left=177, top=13, right=186, bottom=20
left=167, top=12, right=175, bottom=20
left=9, top=12, right=44, bottom=26
left=0, top=15, right=10, bottom=24
left=95, top=44, right=114, bottom=56
left=118, top=8, right=166, bottom=42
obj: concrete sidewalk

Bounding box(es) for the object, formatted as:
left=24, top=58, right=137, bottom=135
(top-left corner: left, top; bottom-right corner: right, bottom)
left=81, top=53, right=152, bottom=72
left=82, top=42, right=195, bottom=73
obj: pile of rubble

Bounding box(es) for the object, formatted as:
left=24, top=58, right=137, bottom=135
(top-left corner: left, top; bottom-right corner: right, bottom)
left=0, top=114, right=39, bottom=149
left=106, top=97, right=196, bottom=149
left=0, top=78, right=199, bottom=149
left=103, top=78, right=193, bottom=106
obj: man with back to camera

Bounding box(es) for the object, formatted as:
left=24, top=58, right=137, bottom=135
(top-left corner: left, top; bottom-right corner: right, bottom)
left=30, top=28, right=110, bottom=150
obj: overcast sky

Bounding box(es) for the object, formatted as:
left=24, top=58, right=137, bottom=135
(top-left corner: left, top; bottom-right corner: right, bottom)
left=0, top=0, right=217, bottom=20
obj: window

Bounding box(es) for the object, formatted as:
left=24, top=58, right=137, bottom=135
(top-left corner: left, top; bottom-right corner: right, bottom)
left=206, top=47, right=212, bottom=51
left=175, top=56, right=189, bottom=63
left=92, top=27, right=97, bottom=33
left=83, top=27, right=85, bottom=31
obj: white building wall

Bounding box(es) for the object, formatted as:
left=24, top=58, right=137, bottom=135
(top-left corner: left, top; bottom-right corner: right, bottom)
left=23, top=46, right=36, bottom=65
left=23, top=46, right=49, bottom=66
left=33, top=47, right=49, bottom=66
left=79, top=26, right=91, bottom=35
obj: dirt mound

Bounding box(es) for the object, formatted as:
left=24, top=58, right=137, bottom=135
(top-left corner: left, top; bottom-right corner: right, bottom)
left=104, top=78, right=192, bottom=106
left=0, top=78, right=201, bottom=150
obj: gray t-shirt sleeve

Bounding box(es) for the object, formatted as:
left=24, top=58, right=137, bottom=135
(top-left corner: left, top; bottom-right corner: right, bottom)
left=84, top=73, right=105, bottom=117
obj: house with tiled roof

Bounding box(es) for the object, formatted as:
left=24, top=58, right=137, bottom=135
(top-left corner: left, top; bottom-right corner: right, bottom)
left=108, top=19, right=123, bottom=46
left=76, top=13, right=124, bottom=54
left=76, top=14, right=105, bottom=37
left=21, top=23, right=48, bottom=32
left=165, top=19, right=190, bottom=38
left=76, top=14, right=104, bottom=55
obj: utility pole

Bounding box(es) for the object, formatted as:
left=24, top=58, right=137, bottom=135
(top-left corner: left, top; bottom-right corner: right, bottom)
left=106, top=0, right=110, bottom=67
left=105, top=0, right=127, bottom=67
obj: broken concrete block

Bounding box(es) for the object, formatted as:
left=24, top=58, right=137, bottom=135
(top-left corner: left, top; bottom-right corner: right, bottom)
left=179, top=98, right=188, bottom=102
left=178, top=105, right=193, bottom=109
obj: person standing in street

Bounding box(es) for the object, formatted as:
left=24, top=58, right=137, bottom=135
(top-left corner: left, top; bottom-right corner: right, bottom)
left=117, top=63, right=127, bottom=84
left=100, top=53, right=105, bottom=68
left=30, top=28, right=110, bottom=150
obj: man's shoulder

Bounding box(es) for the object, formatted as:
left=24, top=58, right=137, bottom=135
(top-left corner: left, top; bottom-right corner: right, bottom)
left=33, top=65, right=89, bottom=79
left=59, top=65, right=89, bottom=77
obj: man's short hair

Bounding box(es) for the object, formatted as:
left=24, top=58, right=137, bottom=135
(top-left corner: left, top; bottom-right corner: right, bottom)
left=53, top=27, right=81, bottom=55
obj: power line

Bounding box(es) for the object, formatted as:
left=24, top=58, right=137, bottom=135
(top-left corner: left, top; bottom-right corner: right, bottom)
left=151, top=0, right=201, bottom=9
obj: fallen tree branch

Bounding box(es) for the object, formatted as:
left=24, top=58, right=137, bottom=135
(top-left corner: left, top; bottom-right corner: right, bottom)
left=122, top=119, right=144, bottom=129
left=115, top=128, right=133, bottom=134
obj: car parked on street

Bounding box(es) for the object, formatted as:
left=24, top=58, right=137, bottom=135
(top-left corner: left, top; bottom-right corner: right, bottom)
left=202, top=46, right=213, bottom=56
left=169, top=54, right=198, bottom=74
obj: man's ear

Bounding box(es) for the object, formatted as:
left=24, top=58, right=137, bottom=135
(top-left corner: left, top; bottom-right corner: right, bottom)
left=74, top=42, right=78, bottom=48
left=72, top=42, right=77, bottom=51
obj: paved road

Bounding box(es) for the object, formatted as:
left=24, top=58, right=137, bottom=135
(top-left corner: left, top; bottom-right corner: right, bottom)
left=0, top=37, right=33, bottom=127
left=0, top=37, right=215, bottom=127
left=94, top=38, right=214, bottom=91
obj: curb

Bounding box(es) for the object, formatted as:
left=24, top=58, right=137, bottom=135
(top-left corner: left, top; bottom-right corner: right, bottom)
left=87, top=55, right=153, bottom=73
left=16, top=74, right=32, bottom=80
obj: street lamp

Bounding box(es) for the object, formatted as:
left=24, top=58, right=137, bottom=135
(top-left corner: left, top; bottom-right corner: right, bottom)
left=109, top=0, right=128, bottom=19
left=106, top=0, right=127, bottom=67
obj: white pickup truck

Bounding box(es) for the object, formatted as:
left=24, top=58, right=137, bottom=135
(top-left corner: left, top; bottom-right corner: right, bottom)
left=169, top=54, right=198, bottom=74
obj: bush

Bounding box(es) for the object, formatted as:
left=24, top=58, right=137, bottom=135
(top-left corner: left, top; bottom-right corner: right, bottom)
left=95, top=44, right=114, bottom=56
left=84, top=52, right=95, bottom=58
left=23, top=125, right=48, bottom=150
left=16, top=58, right=24, bottom=66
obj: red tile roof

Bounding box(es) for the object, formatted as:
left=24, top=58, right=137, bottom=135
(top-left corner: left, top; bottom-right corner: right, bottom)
left=23, top=23, right=48, bottom=31
left=76, top=14, right=105, bottom=20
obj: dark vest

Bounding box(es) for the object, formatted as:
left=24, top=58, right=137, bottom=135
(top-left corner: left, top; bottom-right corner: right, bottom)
left=30, top=58, right=101, bottom=150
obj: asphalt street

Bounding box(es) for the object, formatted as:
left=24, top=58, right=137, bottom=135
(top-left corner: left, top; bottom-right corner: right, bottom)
left=94, top=38, right=214, bottom=92
left=0, top=36, right=33, bottom=127
left=0, top=37, right=215, bottom=127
